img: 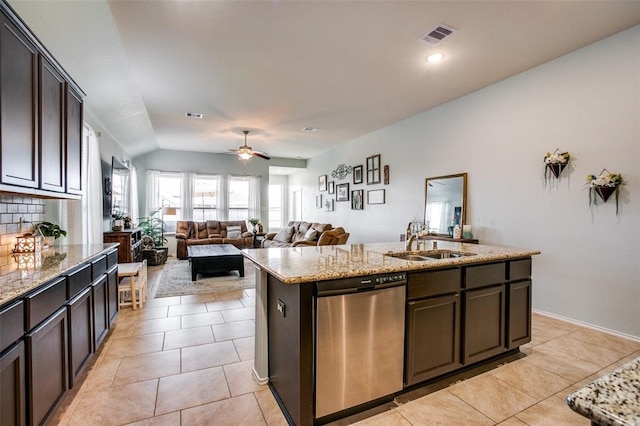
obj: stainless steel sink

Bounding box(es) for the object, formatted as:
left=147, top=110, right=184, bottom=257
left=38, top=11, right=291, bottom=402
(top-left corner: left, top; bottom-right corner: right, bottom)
left=385, top=249, right=476, bottom=261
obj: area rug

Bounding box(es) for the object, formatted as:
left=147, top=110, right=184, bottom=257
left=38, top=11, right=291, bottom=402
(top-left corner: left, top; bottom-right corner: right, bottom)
left=153, top=258, right=255, bottom=298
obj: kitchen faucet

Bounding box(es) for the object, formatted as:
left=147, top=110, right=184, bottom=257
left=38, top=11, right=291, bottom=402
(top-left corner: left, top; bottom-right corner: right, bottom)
left=405, top=223, right=417, bottom=251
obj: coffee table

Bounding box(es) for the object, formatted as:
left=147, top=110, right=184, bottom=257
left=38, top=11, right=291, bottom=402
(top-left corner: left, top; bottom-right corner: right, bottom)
left=187, top=244, right=245, bottom=281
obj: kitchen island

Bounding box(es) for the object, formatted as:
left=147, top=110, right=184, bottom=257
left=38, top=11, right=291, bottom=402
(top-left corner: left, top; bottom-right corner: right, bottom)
left=243, top=241, right=540, bottom=425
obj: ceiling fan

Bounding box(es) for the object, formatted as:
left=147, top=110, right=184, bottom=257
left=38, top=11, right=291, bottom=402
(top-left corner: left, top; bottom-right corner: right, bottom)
left=229, top=130, right=271, bottom=160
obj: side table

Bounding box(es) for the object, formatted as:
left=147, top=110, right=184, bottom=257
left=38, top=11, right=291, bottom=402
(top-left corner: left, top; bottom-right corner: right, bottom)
left=253, top=233, right=266, bottom=248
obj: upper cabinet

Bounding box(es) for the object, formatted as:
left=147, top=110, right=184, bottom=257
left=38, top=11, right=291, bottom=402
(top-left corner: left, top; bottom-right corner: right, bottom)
left=0, top=1, right=84, bottom=199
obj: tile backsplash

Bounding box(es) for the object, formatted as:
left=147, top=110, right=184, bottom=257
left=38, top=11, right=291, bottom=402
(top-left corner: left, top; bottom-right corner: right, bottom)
left=0, top=194, right=45, bottom=261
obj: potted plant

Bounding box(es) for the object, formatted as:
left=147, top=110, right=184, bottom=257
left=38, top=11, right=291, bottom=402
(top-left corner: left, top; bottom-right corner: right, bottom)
left=35, top=221, right=67, bottom=247
left=544, top=149, right=571, bottom=183
left=112, top=211, right=125, bottom=231
left=137, top=209, right=167, bottom=247
left=248, top=217, right=261, bottom=233
left=586, top=170, right=624, bottom=214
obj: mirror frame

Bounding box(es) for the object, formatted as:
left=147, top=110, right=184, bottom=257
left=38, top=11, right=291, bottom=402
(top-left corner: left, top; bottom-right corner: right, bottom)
left=424, top=172, right=467, bottom=237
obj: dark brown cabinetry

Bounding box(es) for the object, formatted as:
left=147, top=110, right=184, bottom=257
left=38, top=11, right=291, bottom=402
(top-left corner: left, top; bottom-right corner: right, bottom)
left=506, top=259, right=532, bottom=349
left=405, top=269, right=462, bottom=386
left=107, top=265, right=119, bottom=326
left=92, top=275, right=109, bottom=348
left=39, top=56, right=65, bottom=193
left=0, top=2, right=84, bottom=198
left=103, top=228, right=143, bottom=264
left=1, top=341, right=26, bottom=426
left=26, top=307, right=68, bottom=426
left=0, top=11, right=39, bottom=189
left=67, top=287, right=93, bottom=389
left=65, top=85, right=82, bottom=195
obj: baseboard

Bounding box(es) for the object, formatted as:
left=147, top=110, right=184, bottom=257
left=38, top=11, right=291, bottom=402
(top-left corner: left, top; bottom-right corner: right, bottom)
left=533, top=309, right=640, bottom=343
left=252, top=367, right=269, bottom=385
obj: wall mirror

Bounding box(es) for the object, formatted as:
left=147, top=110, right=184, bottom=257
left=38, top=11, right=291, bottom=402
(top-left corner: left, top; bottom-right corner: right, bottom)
left=424, top=173, right=467, bottom=237
left=111, top=157, right=130, bottom=216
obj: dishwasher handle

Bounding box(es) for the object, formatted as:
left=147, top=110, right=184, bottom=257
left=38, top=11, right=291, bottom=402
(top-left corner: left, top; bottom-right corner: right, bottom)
left=316, top=279, right=406, bottom=297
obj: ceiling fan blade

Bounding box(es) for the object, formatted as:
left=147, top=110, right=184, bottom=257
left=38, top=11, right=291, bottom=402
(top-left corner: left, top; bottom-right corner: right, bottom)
left=252, top=151, right=271, bottom=160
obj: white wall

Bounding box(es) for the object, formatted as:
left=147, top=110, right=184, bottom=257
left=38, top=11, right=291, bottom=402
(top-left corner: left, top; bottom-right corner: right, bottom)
left=290, top=25, right=640, bottom=337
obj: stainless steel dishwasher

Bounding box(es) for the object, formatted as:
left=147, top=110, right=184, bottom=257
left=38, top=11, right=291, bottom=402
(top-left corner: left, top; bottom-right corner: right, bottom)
left=315, top=273, right=406, bottom=418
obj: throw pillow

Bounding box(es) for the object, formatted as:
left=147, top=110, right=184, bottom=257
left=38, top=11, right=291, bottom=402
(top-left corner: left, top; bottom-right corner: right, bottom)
left=303, top=228, right=318, bottom=241
left=226, top=226, right=242, bottom=239
left=274, top=226, right=295, bottom=243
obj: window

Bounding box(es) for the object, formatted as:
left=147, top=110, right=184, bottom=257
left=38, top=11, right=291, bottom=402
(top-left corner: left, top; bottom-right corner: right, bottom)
left=157, top=173, right=181, bottom=232
left=228, top=176, right=249, bottom=221
left=268, top=184, right=283, bottom=230
left=193, top=175, right=218, bottom=221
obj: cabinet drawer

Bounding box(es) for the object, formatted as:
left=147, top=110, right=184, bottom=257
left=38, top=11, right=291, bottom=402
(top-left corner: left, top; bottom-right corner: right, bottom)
left=507, top=258, right=531, bottom=282
left=67, top=263, right=91, bottom=300
left=25, top=276, right=67, bottom=331
left=1, top=300, right=24, bottom=353
left=464, top=263, right=505, bottom=289
left=106, top=249, right=118, bottom=268
left=91, top=255, right=107, bottom=280
left=408, top=269, right=461, bottom=300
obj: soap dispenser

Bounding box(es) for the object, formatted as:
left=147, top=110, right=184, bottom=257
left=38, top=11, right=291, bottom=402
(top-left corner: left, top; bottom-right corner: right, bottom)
left=453, top=225, right=462, bottom=239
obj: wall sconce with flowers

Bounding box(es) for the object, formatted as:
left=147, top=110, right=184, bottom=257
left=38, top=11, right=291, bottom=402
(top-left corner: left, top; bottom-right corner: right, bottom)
left=586, top=169, right=624, bottom=214
left=544, top=149, right=571, bottom=185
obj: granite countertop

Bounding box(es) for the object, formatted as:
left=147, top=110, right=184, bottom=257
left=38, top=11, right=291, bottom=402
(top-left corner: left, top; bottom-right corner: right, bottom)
left=567, top=357, right=640, bottom=426
left=0, top=243, right=118, bottom=307
left=243, top=241, right=540, bottom=284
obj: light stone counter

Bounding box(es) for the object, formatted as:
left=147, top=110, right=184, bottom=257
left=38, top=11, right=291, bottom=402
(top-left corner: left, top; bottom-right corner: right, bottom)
left=0, top=243, right=118, bottom=307
left=243, top=241, right=540, bottom=284
left=567, top=356, right=640, bottom=426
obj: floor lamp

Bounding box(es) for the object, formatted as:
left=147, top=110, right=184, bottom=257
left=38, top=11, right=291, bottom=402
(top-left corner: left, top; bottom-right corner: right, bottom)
left=161, top=206, right=177, bottom=246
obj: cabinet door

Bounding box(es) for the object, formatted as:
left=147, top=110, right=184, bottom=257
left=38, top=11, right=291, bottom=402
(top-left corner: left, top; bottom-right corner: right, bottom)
left=463, top=285, right=505, bottom=365
left=405, top=294, right=461, bottom=386
left=1, top=341, right=26, bottom=426
left=0, top=14, right=39, bottom=188
left=92, top=275, right=109, bottom=348
left=107, top=265, right=119, bottom=326
left=65, top=85, right=82, bottom=195
left=39, top=56, right=65, bottom=192
left=67, top=287, right=93, bottom=389
left=26, top=307, right=68, bottom=426
left=506, top=280, right=532, bottom=349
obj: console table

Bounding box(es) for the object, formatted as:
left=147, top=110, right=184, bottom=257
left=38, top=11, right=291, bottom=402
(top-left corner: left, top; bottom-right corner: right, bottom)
left=103, top=228, right=143, bottom=263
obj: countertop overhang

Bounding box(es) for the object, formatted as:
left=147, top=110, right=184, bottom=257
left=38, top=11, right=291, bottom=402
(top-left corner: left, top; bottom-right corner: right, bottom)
left=243, top=241, right=540, bottom=284
left=0, top=243, right=119, bottom=307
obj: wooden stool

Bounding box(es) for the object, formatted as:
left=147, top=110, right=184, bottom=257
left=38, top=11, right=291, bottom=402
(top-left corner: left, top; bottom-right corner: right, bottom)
left=117, top=260, right=147, bottom=310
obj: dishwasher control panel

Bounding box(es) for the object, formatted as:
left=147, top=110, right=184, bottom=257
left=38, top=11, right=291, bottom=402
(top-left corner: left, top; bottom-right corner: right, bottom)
left=375, top=273, right=406, bottom=284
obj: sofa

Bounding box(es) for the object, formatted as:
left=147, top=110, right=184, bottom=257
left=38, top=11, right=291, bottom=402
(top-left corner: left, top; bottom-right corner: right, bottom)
left=261, top=221, right=349, bottom=248
left=175, top=220, right=253, bottom=259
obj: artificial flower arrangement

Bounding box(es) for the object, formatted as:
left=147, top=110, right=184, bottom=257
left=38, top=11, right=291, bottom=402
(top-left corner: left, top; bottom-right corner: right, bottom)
left=586, top=169, right=623, bottom=214
left=544, top=149, right=571, bottom=183
left=248, top=217, right=261, bottom=232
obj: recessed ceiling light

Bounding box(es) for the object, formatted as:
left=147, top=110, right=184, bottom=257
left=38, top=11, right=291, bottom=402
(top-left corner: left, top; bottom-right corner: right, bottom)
left=185, top=112, right=203, bottom=119
left=302, top=127, right=319, bottom=132
left=426, top=53, right=445, bottom=63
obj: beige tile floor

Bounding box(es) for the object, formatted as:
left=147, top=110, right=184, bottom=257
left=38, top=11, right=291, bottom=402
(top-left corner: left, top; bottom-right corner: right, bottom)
left=52, top=265, right=640, bottom=425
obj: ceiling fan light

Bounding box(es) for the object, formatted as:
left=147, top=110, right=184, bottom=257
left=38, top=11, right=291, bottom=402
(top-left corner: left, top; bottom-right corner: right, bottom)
left=238, top=151, right=252, bottom=160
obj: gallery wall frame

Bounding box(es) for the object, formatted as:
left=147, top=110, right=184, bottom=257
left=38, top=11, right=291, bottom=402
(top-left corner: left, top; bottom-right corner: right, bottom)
left=351, top=189, right=364, bottom=210
left=367, top=189, right=385, bottom=205
left=328, top=181, right=335, bottom=194
left=366, top=154, right=381, bottom=184
left=336, top=183, right=350, bottom=201
left=318, top=175, right=328, bottom=191
left=353, top=165, right=363, bottom=184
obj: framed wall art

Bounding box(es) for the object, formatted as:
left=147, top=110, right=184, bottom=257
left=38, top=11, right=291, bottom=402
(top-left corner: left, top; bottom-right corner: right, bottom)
left=351, top=189, right=364, bottom=210
left=324, top=198, right=335, bottom=212
left=384, top=165, right=389, bottom=185
left=366, top=154, right=381, bottom=184
left=336, top=183, right=349, bottom=201
left=328, top=181, right=335, bottom=194
left=316, top=194, right=323, bottom=208
left=367, top=189, right=385, bottom=205
left=353, top=165, right=363, bottom=184
left=318, top=175, right=327, bottom=191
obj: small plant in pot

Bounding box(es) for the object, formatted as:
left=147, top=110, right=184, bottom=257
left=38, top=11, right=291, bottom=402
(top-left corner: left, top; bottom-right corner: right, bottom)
left=137, top=209, right=167, bottom=247
left=36, top=221, right=67, bottom=248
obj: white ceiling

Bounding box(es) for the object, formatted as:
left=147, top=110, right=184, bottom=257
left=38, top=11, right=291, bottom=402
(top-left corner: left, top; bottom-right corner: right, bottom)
left=9, top=1, right=640, bottom=160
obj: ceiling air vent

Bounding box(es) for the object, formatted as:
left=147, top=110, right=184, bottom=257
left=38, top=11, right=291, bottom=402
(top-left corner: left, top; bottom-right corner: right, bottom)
left=185, top=112, right=203, bottom=119
left=418, top=24, right=455, bottom=46
left=302, top=127, right=319, bottom=132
